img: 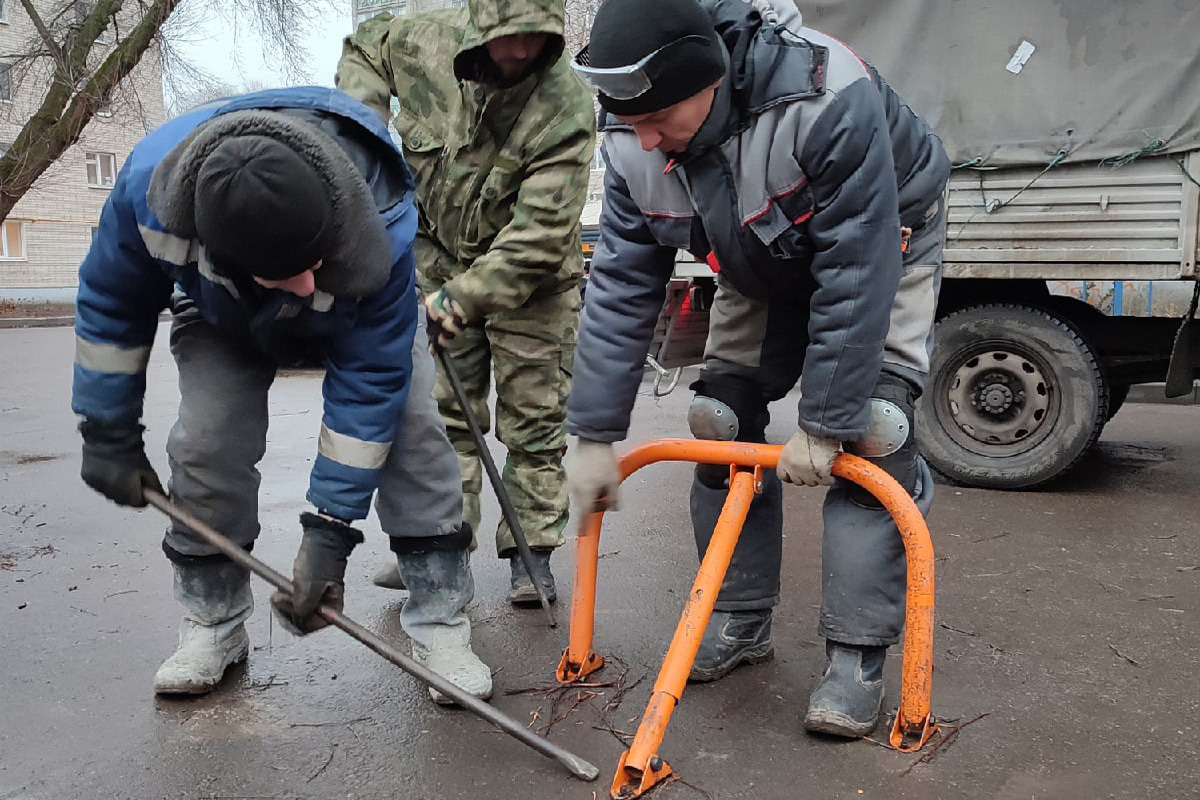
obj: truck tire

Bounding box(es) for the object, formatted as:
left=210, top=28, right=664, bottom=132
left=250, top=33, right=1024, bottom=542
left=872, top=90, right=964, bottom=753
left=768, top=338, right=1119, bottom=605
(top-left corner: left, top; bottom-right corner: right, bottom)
left=1105, top=382, right=1130, bottom=422
left=916, top=303, right=1107, bottom=489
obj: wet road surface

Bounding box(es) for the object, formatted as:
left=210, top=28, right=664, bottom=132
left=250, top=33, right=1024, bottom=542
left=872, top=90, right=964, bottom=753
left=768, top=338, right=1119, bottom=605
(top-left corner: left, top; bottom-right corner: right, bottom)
left=2, top=324, right=1198, bottom=799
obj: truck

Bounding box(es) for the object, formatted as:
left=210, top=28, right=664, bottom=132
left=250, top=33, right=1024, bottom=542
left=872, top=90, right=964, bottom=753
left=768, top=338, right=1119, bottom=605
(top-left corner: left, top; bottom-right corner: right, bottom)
left=592, top=0, right=1200, bottom=489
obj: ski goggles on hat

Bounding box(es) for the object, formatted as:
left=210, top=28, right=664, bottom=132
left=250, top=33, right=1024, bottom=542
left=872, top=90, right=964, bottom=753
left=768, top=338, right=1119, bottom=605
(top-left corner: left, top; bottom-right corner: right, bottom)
left=571, top=35, right=713, bottom=100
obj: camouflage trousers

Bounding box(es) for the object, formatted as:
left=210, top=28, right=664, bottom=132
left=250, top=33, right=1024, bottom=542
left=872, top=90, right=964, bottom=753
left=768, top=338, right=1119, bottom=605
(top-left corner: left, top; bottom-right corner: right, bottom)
left=421, top=281, right=581, bottom=558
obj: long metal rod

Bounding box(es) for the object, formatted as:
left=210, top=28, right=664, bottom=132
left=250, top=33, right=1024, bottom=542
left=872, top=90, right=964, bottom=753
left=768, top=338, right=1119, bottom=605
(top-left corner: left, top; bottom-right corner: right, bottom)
left=434, top=346, right=557, bottom=627
left=144, top=490, right=596, bottom=781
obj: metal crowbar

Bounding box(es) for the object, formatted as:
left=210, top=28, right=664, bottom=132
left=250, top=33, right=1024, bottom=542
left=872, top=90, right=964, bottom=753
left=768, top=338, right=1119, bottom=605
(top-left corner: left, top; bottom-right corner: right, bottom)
left=433, top=345, right=558, bottom=628
left=144, top=489, right=597, bottom=782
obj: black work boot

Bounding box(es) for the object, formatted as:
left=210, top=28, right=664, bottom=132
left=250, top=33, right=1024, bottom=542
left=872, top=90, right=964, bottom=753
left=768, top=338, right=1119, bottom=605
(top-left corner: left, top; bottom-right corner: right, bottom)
left=688, top=609, right=774, bottom=682
left=803, top=640, right=887, bottom=738
left=507, top=548, right=556, bottom=606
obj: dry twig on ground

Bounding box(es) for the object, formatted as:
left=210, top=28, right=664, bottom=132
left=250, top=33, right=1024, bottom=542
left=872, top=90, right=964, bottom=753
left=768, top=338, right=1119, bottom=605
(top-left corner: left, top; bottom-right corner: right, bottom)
left=1108, top=643, right=1142, bottom=667
left=307, top=744, right=337, bottom=783
left=289, top=717, right=372, bottom=728
left=509, top=658, right=646, bottom=737
left=899, top=712, right=991, bottom=777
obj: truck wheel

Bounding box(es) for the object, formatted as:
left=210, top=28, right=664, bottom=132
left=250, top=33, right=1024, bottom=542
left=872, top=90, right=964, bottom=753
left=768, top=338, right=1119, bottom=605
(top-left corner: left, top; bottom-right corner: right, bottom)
left=916, top=303, right=1107, bottom=489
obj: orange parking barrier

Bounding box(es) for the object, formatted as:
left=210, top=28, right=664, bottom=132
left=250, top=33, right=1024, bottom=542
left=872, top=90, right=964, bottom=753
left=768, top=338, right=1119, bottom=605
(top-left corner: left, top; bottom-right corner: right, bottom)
left=556, top=439, right=938, bottom=798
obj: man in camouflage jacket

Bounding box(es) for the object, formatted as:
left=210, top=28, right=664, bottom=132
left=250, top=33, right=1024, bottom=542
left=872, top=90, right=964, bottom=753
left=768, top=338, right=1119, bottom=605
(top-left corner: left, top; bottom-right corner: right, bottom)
left=337, top=0, right=596, bottom=604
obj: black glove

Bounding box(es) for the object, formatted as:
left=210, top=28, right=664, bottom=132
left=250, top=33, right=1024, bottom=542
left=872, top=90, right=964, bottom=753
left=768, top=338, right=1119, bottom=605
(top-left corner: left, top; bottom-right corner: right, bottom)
left=79, top=419, right=164, bottom=508
left=270, top=512, right=364, bottom=635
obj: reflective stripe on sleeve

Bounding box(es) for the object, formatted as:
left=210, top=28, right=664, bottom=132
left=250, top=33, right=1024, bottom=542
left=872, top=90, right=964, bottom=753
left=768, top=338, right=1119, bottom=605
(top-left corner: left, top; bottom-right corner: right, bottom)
left=317, top=424, right=392, bottom=470
left=138, top=225, right=240, bottom=299
left=138, top=225, right=196, bottom=265
left=75, top=335, right=152, bottom=374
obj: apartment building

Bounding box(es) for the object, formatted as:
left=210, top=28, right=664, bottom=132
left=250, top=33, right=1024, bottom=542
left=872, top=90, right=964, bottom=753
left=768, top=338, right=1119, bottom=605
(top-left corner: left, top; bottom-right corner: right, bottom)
left=351, top=0, right=465, bottom=27
left=0, top=0, right=165, bottom=296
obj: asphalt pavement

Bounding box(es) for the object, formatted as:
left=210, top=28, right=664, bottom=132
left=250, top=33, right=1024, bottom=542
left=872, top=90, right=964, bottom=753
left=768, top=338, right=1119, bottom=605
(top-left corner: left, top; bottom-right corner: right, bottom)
left=1, top=323, right=1197, bottom=800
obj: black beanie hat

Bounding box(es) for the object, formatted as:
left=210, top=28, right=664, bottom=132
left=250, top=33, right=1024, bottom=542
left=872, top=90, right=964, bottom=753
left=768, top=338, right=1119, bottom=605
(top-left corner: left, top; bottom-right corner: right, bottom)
left=193, top=135, right=331, bottom=281
left=584, top=0, right=725, bottom=116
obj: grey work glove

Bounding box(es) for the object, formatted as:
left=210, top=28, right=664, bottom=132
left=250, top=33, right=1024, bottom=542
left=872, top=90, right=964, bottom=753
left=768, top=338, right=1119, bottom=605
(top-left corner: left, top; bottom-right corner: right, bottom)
left=423, top=288, right=469, bottom=349
left=271, top=512, right=364, bottom=635
left=777, top=428, right=842, bottom=487
left=567, top=437, right=621, bottom=512
left=79, top=419, right=165, bottom=508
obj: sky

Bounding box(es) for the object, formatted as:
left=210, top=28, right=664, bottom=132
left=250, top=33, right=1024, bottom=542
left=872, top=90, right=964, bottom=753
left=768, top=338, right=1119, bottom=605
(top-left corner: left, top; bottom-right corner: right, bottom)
left=167, top=1, right=356, bottom=96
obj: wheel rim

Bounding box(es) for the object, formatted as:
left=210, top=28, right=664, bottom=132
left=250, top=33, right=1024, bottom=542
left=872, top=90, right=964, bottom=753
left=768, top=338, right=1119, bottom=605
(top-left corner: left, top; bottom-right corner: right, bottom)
left=933, top=344, right=1061, bottom=458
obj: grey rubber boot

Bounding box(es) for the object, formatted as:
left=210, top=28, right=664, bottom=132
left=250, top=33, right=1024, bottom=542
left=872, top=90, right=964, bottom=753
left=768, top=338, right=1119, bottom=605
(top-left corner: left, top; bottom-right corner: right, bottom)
left=688, top=609, right=774, bottom=682
left=396, top=549, right=493, bottom=705
left=507, top=548, right=556, bottom=606
left=803, top=641, right=887, bottom=738
left=371, top=560, right=406, bottom=590
left=154, top=561, right=252, bottom=695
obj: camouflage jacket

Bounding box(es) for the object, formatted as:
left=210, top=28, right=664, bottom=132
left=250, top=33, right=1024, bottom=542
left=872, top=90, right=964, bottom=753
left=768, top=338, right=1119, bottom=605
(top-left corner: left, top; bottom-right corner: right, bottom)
left=336, top=0, right=596, bottom=321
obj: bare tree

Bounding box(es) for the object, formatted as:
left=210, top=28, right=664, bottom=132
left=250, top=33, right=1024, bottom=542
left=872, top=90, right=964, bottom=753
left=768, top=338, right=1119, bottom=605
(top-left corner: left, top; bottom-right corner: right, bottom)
left=0, top=0, right=335, bottom=223
left=166, top=77, right=277, bottom=117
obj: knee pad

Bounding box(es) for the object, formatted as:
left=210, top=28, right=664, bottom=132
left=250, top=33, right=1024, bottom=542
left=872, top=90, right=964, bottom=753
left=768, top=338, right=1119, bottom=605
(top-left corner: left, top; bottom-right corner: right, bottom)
left=687, top=395, right=740, bottom=441
left=688, top=373, right=769, bottom=441
left=843, top=377, right=920, bottom=506
left=847, top=398, right=910, bottom=459
left=689, top=373, right=769, bottom=489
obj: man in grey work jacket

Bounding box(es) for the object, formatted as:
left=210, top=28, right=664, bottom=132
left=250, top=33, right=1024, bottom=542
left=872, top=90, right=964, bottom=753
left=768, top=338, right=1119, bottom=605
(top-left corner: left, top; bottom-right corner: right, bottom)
left=72, top=86, right=492, bottom=704
left=566, top=0, right=950, bottom=738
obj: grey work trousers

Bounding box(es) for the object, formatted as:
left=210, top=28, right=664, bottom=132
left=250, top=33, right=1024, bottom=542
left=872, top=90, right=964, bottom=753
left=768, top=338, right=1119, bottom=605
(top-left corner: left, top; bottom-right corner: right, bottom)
left=690, top=438, right=934, bottom=646
left=690, top=202, right=944, bottom=646
left=162, top=299, right=463, bottom=561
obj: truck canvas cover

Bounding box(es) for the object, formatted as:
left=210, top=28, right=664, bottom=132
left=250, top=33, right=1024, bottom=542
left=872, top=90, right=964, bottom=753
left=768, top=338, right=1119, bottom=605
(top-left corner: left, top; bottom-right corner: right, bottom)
left=801, top=0, right=1200, bottom=167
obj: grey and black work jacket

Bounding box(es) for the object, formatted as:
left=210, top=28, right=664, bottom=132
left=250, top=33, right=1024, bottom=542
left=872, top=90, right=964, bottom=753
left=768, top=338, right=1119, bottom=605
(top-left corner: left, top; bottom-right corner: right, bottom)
left=567, top=0, right=951, bottom=444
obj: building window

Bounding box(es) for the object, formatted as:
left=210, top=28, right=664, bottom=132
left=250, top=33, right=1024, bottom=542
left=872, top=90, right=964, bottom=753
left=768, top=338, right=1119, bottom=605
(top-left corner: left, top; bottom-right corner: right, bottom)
left=85, top=151, right=117, bottom=187
left=0, top=0, right=8, bottom=23
left=1, top=63, right=12, bottom=103
left=1, top=220, right=28, bottom=260
left=74, top=1, right=112, bottom=44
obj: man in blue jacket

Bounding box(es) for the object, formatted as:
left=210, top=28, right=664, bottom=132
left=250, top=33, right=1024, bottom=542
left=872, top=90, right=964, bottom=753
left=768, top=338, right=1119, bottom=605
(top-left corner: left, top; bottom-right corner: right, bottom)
left=567, top=0, right=949, bottom=738
left=72, top=86, right=492, bottom=704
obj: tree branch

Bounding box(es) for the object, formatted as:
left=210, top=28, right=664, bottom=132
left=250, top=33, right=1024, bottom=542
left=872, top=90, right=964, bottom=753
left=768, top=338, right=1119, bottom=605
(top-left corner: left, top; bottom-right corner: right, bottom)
left=16, top=0, right=63, bottom=60
left=64, top=0, right=126, bottom=84
left=1, top=0, right=334, bottom=223
left=1, top=0, right=180, bottom=220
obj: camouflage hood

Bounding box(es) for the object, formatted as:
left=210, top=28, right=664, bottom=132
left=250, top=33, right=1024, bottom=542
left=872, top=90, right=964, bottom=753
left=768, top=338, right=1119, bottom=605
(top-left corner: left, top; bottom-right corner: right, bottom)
left=453, top=0, right=566, bottom=85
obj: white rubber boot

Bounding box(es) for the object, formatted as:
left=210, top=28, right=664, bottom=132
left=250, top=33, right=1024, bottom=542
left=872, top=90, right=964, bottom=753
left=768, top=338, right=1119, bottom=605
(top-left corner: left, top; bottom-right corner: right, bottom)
left=154, top=561, right=253, bottom=696
left=396, top=549, right=493, bottom=705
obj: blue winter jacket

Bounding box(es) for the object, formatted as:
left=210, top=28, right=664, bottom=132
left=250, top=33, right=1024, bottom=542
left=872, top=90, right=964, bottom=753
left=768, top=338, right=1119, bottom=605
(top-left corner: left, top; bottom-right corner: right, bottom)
left=72, top=86, right=419, bottom=521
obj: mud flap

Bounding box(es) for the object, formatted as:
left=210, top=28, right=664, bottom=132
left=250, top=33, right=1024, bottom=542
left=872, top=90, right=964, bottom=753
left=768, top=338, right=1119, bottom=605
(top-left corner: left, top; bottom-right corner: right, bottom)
left=1164, top=282, right=1200, bottom=398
